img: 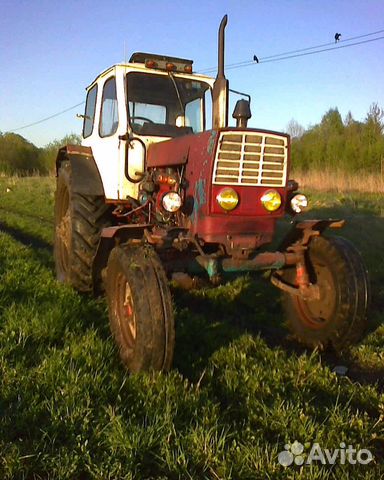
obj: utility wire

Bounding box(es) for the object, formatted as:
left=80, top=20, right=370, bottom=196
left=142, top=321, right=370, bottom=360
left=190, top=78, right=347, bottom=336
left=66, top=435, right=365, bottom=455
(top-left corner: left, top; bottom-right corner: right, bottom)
left=222, top=35, right=384, bottom=71
left=259, top=35, right=384, bottom=66
left=7, top=27, right=384, bottom=132
left=199, top=28, right=384, bottom=73
left=9, top=101, right=85, bottom=132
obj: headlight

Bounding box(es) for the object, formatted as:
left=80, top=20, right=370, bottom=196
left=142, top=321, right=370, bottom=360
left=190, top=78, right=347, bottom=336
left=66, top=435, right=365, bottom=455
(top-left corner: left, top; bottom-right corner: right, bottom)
left=162, top=192, right=182, bottom=212
left=261, top=190, right=282, bottom=212
left=216, top=187, right=239, bottom=211
left=290, top=193, right=308, bottom=213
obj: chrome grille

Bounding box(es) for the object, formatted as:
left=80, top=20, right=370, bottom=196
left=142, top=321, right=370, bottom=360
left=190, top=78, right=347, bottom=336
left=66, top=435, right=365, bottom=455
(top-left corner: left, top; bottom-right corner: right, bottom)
left=213, top=131, right=288, bottom=187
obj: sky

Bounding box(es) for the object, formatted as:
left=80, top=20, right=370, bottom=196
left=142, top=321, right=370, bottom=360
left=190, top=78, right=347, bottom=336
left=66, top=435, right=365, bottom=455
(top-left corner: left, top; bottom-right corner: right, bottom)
left=0, top=0, right=383, bottom=147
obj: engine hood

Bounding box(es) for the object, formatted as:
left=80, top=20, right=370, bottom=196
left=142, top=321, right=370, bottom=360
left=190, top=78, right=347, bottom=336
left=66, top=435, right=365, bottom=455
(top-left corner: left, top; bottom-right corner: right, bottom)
left=146, top=130, right=217, bottom=168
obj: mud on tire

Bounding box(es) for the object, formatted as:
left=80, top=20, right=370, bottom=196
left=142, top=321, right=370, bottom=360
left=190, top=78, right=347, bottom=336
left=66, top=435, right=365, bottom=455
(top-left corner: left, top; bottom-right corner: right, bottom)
left=106, top=245, right=175, bottom=372
left=282, top=235, right=369, bottom=351
left=54, top=161, right=112, bottom=292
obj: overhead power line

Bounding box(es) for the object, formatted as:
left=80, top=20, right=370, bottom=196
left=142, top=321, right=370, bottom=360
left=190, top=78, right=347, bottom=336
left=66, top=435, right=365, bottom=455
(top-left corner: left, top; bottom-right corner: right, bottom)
left=259, top=35, right=384, bottom=65
left=199, top=28, right=384, bottom=73
left=9, top=101, right=85, bottom=133
left=7, top=27, right=384, bottom=132
left=222, top=35, right=384, bottom=71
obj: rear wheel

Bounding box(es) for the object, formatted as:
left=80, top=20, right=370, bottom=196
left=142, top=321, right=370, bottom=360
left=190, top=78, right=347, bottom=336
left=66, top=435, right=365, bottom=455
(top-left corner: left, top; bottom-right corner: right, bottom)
left=106, top=245, right=175, bottom=372
left=282, top=236, right=369, bottom=351
left=54, top=161, right=112, bottom=292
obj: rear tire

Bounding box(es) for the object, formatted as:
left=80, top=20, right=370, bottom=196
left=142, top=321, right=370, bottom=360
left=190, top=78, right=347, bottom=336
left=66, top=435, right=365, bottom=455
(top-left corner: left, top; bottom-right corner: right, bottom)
left=282, top=236, right=369, bottom=351
left=106, top=245, right=175, bottom=372
left=54, top=161, right=112, bottom=292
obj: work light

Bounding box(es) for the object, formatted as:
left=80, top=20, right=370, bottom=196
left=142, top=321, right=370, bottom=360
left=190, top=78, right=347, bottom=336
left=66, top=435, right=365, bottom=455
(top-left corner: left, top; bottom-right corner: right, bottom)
left=162, top=192, right=182, bottom=212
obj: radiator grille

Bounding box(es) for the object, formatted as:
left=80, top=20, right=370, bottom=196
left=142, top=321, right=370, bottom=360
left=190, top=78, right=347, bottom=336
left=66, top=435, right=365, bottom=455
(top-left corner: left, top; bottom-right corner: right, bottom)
left=213, top=131, right=288, bottom=187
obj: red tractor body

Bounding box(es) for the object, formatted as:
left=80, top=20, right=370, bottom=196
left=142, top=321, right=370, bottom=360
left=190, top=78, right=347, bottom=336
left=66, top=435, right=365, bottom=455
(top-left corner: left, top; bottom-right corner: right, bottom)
left=147, top=128, right=290, bottom=253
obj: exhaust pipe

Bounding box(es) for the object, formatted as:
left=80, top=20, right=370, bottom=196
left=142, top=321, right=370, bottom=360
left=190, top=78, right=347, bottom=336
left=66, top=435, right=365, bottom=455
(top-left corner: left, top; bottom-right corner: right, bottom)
left=212, top=15, right=229, bottom=130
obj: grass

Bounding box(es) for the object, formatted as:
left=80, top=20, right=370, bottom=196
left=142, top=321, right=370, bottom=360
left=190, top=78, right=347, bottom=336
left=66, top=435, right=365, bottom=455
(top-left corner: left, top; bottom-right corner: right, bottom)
left=294, top=169, right=384, bottom=194
left=0, top=176, right=383, bottom=479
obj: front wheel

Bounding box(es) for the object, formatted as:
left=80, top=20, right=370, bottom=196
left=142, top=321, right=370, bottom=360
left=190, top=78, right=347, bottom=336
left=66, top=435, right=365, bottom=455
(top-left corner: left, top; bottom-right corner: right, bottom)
left=282, top=236, right=369, bottom=351
left=106, top=245, right=175, bottom=372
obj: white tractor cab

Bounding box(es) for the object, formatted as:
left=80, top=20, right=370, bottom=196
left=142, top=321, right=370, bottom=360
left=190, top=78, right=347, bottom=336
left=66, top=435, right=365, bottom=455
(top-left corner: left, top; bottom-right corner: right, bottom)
left=81, top=53, right=215, bottom=201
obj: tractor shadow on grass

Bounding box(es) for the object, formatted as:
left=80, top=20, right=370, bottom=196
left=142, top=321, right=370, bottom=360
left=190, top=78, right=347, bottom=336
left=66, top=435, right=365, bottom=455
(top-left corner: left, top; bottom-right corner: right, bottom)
left=0, top=220, right=54, bottom=268
left=173, top=202, right=384, bottom=390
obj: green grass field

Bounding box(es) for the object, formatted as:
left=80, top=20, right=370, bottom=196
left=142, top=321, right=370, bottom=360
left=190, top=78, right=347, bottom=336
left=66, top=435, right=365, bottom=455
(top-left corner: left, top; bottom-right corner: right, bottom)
left=0, top=177, right=383, bottom=479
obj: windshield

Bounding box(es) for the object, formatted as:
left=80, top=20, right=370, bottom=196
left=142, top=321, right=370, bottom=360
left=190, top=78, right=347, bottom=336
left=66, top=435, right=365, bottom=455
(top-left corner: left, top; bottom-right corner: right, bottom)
left=127, top=72, right=211, bottom=137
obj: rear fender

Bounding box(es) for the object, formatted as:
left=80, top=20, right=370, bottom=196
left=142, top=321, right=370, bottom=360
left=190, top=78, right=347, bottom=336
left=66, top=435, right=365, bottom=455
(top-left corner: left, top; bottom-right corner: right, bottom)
left=56, top=144, right=104, bottom=196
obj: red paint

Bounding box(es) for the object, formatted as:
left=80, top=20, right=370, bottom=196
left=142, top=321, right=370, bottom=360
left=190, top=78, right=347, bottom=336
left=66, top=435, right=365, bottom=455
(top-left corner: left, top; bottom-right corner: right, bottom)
left=211, top=185, right=286, bottom=216
left=147, top=128, right=291, bottom=251
left=147, top=133, right=198, bottom=167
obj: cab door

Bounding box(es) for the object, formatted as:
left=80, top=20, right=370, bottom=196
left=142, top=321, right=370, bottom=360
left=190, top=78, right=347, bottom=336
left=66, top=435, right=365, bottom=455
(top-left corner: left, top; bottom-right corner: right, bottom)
left=82, top=72, right=127, bottom=200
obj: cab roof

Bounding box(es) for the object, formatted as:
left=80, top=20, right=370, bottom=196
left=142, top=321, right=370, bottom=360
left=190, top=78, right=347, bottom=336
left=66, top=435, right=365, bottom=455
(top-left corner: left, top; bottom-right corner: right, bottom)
left=86, top=59, right=214, bottom=91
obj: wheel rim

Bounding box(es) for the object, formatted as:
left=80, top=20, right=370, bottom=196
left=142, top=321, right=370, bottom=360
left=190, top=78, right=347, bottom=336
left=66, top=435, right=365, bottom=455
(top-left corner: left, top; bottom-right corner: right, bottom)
left=115, top=272, right=137, bottom=353
left=55, top=187, right=71, bottom=274
left=294, top=260, right=336, bottom=330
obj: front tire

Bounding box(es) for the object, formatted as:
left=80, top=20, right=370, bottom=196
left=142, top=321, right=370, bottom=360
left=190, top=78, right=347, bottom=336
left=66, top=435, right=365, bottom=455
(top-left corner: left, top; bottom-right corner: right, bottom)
left=106, top=245, right=175, bottom=372
left=282, top=236, right=369, bottom=351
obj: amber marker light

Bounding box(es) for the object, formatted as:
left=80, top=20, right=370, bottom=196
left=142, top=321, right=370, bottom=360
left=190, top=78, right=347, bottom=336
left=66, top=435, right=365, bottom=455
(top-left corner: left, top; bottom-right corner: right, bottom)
left=216, top=187, right=239, bottom=211
left=145, top=60, right=158, bottom=69
left=166, top=63, right=176, bottom=71
left=184, top=65, right=193, bottom=73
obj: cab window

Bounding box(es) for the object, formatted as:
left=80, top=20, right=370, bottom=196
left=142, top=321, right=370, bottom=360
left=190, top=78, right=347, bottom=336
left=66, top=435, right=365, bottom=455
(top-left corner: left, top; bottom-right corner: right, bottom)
left=99, top=77, right=118, bottom=137
left=127, top=72, right=211, bottom=137
left=83, top=84, right=97, bottom=138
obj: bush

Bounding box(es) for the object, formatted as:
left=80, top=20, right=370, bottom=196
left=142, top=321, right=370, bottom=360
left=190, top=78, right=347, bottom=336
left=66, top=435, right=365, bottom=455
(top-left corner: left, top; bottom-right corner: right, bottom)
left=0, top=133, right=42, bottom=175
left=0, top=132, right=81, bottom=176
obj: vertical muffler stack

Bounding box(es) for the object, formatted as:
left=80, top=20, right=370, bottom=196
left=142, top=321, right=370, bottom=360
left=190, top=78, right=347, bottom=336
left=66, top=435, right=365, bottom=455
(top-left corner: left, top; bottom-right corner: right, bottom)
left=212, top=15, right=229, bottom=129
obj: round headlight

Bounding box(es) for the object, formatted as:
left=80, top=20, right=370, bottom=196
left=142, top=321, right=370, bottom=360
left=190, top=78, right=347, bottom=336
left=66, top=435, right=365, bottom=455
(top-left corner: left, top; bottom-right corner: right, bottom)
left=162, top=192, right=182, bottom=212
left=290, top=193, right=308, bottom=213
left=216, top=187, right=239, bottom=211
left=261, top=190, right=282, bottom=212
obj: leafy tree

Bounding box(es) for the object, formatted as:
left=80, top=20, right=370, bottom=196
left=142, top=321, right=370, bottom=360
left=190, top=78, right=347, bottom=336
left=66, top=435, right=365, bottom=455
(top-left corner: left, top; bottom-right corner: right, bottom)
left=0, top=132, right=81, bottom=175
left=291, top=104, right=384, bottom=174
left=39, top=133, right=81, bottom=174
left=0, top=133, right=41, bottom=175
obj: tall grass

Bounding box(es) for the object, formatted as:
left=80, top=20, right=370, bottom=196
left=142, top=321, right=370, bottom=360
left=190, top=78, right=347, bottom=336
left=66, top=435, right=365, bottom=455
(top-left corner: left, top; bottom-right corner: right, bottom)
left=294, top=169, right=383, bottom=193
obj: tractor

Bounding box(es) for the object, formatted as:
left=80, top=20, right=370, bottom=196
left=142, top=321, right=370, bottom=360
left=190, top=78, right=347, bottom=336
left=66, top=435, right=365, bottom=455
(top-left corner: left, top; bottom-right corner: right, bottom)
left=54, top=16, right=369, bottom=372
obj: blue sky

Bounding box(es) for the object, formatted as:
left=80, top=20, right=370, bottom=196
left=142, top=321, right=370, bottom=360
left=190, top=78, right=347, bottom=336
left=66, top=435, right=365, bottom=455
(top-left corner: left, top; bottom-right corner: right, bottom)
left=0, top=0, right=382, bottom=147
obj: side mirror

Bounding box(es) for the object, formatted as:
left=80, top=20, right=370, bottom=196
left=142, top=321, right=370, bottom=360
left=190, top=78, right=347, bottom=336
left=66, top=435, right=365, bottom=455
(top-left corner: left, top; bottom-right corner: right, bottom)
left=232, top=99, right=252, bottom=128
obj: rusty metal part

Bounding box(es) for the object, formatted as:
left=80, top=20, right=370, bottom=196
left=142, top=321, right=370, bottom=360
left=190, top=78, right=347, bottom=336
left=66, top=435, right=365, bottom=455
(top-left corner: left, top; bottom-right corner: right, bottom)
left=144, top=227, right=189, bottom=248
left=271, top=273, right=320, bottom=301
left=100, top=224, right=151, bottom=239
left=171, top=272, right=203, bottom=290
left=279, top=219, right=346, bottom=252
left=193, top=250, right=300, bottom=278
left=112, top=201, right=150, bottom=220
left=115, top=272, right=137, bottom=351
left=296, top=219, right=345, bottom=231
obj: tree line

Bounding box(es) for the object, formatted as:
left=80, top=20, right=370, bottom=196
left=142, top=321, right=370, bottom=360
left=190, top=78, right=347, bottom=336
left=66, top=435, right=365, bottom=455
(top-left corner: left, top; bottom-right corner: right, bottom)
left=1, top=103, right=383, bottom=176
left=287, top=103, right=384, bottom=173
left=0, top=133, right=80, bottom=175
